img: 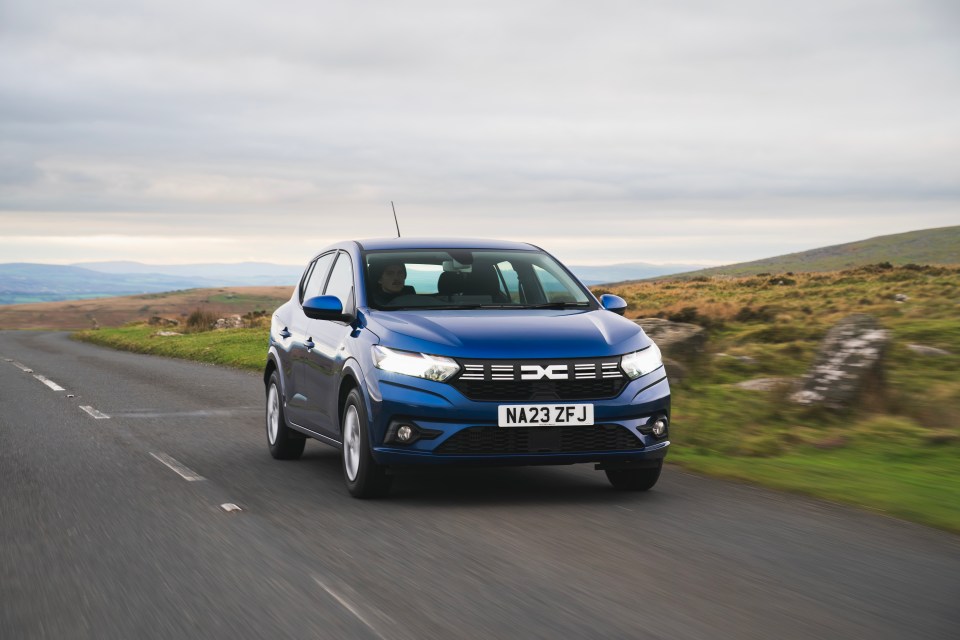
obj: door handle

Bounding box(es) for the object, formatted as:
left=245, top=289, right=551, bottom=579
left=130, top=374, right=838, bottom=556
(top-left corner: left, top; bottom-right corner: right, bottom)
left=304, top=338, right=315, bottom=350
left=279, top=327, right=292, bottom=338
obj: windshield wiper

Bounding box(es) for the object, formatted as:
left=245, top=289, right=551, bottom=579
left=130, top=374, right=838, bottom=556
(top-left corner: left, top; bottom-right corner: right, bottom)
left=523, top=302, right=591, bottom=309
left=394, top=304, right=485, bottom=310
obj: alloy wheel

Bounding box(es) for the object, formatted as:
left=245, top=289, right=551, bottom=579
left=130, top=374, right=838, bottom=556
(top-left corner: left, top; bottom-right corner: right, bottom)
left=267, top=383, right=280, bottom=445
left=343, top=405, right=361, bottom=481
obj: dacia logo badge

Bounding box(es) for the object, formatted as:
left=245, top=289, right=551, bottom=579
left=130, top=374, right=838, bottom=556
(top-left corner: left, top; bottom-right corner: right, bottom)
left=520, top=364, right=568, bottom=380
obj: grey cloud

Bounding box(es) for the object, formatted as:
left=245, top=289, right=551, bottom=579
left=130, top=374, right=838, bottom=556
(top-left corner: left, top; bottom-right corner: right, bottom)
left=1, top=0, right=958, bottom=264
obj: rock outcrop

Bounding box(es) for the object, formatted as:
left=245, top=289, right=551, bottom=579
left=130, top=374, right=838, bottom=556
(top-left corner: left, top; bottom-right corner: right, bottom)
left=634, top=318, right=706, bottom=382
left=214, top=315, right=243, bottom=330
left=790, top=314, right=890, bottom=409
left=736, top=377, right=795, bottom=392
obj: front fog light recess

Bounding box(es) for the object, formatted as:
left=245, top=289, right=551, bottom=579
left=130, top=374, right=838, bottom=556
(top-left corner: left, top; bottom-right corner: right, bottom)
left=386, top=421, right=420, bottom=445
left=385, top=421, right=442, bottom=445
left=647, top=415, right=670, bottom=438
left=651, top=417, right=668, bottom=437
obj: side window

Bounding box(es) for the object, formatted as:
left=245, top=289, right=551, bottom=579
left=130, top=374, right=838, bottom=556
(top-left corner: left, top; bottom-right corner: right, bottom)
left=324, top=252, right=355, bottom=308
left=495, top=261, right=521, bottom=303
left=301, top=252, right=335, bottom=302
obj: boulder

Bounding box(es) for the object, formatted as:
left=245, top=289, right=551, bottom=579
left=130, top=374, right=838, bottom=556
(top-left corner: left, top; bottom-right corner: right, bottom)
left=736, top=377, right=795, bottom=391
left=214, top=315, right=244, bottom=330
left=790, top=314, right=890, bottom=409
left=634, top=318, right=707, bottom=382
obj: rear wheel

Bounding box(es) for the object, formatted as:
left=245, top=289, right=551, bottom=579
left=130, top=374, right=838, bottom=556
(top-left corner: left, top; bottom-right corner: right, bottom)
left=605, top=461, right=662, bottom=491
left=342, top=388, right=392, bottom=498
left=266, top=372, right=305, bottom=460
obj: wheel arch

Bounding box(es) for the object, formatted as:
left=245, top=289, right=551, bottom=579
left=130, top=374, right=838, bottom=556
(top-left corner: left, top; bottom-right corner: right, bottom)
left=264, top=346, right=286, bottom=391
left=264, top=358, right=278, bottom=387
left=338, top=356, right=376, bottom=438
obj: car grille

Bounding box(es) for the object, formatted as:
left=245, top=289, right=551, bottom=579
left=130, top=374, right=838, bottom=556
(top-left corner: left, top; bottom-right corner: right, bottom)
left=435, top=424, right=643, bottom=455
left=452, top=357, right=627, bottom=401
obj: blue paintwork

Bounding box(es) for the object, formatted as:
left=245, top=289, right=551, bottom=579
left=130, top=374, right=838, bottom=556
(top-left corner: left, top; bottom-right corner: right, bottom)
left=599, top=293, right=628, bottom=314
left=362, top=309, right=649, bottom=359
left=302, top=295, right=344, bottom=320
left=356, top=237, right=539, bottom=251
left=265, top=238, right=670, bottom=468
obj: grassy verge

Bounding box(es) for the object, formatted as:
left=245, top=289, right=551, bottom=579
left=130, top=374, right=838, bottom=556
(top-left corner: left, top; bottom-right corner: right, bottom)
left=671, top=446, right=960, bottom=532
left=618, top=263, right=960, bottom=533
left=72, top=264, right=960, bottom=532
left=74, top=324, right=269, bottom=371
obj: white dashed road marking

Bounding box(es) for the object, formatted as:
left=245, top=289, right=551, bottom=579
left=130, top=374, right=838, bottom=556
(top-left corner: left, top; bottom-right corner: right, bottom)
left=80, top=405, right=110, bottom=420
left=11, top=361, right=34, bottom=373
left=149, top=452, right=205, bottom=482
left=314, top=578, right=389, bottom=640
left=33, top=374, right=65, bottom=391
left=220, top=503, right=242, bottom=513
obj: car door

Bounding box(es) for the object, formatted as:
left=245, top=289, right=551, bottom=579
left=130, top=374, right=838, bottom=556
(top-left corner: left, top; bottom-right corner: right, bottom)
left=285, top=251, right=335, bottom=427
left=299, top=250, right=357, bottom=438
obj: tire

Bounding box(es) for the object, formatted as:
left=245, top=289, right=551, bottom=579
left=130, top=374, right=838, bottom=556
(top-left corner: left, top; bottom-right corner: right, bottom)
left=266, top=372, right=306, bottom=460
left=605, top=460, right=662, bottom=491
left=341, top=388, right=392, bottom=498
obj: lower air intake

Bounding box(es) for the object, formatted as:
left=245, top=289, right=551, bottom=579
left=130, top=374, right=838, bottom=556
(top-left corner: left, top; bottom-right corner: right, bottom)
left=434, top=424, right=643, bottom=455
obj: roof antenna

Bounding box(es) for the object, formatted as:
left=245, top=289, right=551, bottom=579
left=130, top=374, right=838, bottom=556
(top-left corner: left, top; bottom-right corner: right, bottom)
left=391, top=201, right=402, bottom=238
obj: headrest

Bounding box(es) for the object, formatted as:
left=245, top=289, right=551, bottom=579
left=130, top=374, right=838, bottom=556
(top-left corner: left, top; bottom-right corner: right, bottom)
left=437, top=270, right=466, bottom=295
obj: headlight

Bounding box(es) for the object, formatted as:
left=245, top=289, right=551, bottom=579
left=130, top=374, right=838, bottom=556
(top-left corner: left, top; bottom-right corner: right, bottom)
left=620, top=344, right=663, bottom=379
left=372, top=346, right=460, bottom=382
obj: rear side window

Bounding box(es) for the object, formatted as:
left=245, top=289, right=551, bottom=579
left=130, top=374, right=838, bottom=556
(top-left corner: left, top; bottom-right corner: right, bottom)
left=301, top=252, right=335, bottom=302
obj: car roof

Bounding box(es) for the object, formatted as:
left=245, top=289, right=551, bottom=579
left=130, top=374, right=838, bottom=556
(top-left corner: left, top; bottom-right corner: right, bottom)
left=355, top=237, right=540, bottom=251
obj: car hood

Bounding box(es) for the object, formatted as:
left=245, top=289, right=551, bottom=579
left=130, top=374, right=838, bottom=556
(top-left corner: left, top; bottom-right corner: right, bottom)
left=362, top=308, right=651, bottom=359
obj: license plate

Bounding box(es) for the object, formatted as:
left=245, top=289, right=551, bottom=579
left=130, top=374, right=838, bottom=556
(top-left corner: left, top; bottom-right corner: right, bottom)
left=498, top=404, right=594, bottom=427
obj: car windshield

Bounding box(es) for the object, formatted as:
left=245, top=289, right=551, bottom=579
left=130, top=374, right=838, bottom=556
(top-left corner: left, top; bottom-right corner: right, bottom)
left=363, top=249, right=594, bottom=310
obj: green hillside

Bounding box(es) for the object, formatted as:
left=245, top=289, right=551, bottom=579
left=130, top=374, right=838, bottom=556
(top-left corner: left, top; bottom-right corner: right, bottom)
left=667, top=225, right=959, bottom=280
left=78, top=262, right=960, bottom=531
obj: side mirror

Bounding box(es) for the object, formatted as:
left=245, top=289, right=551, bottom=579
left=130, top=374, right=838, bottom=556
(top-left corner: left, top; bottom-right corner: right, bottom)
left=599, top=294, right=628, bottom=316
left=303, top=295, right=352, bottom=322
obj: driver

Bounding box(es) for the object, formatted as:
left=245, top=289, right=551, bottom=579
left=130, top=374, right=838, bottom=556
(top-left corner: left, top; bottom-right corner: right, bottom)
left=371, top=262, right=410, bottom=304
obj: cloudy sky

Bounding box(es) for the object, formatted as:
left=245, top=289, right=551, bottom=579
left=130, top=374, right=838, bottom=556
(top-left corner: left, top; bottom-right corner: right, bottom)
left=1, top=0, right=957, bottom=267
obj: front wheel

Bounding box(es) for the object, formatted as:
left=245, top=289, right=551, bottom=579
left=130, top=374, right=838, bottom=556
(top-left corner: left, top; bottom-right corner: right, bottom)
left=605, top=460, right=662, bottom=491
left=341, top=388, right=392, bottom=498
left=266, top=372, right=305, bottom=460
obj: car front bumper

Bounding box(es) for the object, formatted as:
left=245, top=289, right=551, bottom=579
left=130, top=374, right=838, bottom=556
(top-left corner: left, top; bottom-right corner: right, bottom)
left=366, top=369, right=671, bottom=466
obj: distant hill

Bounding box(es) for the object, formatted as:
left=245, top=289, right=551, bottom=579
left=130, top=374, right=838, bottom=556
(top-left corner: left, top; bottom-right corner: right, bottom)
left=0, top=264, right=229, bottom=305
left=76, top=260, right=700, bottom=287
left=75, top=261, right=304, bottom=285
left=1, top=259, right=701, bottom=305
left=0, top=286, right=292, bottom=330
left=0, top=262, right=304, bottom=305
left=569, top=262, right=702, bottom=285
left=10, top=224, right=953, bottom=304
left=658, top=226, right=960, bottom=280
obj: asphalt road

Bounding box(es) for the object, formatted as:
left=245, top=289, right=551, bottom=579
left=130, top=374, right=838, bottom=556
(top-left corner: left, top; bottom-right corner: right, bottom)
left=1, top=331, right=958, bottom=639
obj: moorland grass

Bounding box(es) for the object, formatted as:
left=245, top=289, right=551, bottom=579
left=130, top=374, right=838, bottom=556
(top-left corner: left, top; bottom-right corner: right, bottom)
left=613, top=264, right=960, bottom=532
left=74, top=264, right=960, bottom=531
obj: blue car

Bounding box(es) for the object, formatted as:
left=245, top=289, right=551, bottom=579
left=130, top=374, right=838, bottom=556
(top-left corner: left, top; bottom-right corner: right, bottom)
left=264, top=238, right=670, bottom=497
